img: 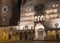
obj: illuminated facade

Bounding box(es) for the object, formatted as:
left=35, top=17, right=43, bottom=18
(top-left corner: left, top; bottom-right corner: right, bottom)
left=20, top=0, right=35, bottom=30
left=44, top=0, right=60, bottom=40
left=20, top=0, right=60, bottom=40
left=0, top=0, right=60, bottom=41
left=34, top=0, right=60, bottom=40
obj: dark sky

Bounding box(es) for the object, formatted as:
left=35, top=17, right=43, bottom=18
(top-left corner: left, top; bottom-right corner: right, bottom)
left=10, top=0, right=21, bottom=26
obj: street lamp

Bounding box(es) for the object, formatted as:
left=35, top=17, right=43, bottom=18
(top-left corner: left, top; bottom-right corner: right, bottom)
left=55, top=23, right=59, bottom=28
left=55, top=23, right=59, bottom=40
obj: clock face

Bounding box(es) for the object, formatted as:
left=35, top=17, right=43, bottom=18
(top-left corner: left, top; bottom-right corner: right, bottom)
left=1, top=5, right=8, bottom=13
left=34, top=4, right=44, bottom=13
left=0, top=0, right=20, bottom=26
left=0, top=0, right=12, bottom=26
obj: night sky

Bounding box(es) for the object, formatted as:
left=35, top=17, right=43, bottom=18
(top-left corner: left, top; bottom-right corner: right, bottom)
left=9, top=0, right=21, bottom=26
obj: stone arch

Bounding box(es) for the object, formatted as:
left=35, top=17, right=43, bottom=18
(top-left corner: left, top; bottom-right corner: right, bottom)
left=35, top=23, right=44, bottom=30
left=35, top=23, right=45, bottom=40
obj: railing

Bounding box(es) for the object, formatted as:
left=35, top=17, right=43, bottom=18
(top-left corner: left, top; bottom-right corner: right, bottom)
left=0, top=29, right=35, bottom=41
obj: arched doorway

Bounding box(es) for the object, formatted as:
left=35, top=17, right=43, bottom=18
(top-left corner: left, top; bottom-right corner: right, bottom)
left=35, top=23, right=45, bottom=40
